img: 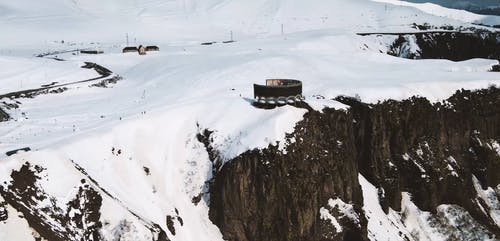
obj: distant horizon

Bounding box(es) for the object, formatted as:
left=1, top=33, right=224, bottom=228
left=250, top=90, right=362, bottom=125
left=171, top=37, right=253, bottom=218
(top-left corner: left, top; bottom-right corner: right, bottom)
left=404, top=0, right=500, bottom=15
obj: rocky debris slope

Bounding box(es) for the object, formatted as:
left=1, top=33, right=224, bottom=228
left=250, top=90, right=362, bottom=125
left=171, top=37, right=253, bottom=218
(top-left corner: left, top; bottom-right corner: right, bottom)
left=0, top=162, right=103, bottom=241
left=209, top=86, right=500, bottom=241
left=0, top=161, right=169, bottom=241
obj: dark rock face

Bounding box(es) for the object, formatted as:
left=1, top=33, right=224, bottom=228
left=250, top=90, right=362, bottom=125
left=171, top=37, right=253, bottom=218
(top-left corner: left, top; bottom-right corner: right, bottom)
left=209, top=106, right=367, bottom=241
left=66, top=179, right=103, bottom=240
left=0, top=161, right=172, bottom=241
left=0, top=107, right=8, bottom=122
left=388, top=30, right=499, bottom=61
left=0, top=162, right=103, bottom=241
left=355, top=87, right=500, bottom=234
left=166, top=215, right=176, bottom=235
left=0, top=201, right=7, bottom=222
left=209, top=87, right=500, bottom=241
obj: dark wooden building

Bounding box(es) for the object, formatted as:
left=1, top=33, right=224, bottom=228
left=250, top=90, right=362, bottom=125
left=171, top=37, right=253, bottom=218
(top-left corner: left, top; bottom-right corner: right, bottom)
left=122, top=46, right=138, bottom=53
left=145, top=46, right=160, bottom=52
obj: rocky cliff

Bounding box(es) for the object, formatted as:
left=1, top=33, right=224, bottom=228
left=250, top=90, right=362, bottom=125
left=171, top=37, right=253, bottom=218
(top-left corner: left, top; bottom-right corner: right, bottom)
left=387, top=28, right=499, bottom=61
left=0, top=161, right=170, bottom=241
left=0, top=107, right=8, bottom=122
left=209, top=86, right=500, bottom=241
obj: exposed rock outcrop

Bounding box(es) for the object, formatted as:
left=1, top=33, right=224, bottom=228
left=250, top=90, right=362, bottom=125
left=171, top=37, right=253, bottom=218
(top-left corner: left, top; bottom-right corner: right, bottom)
left=209, top=105, right=367, bottom=241
left=209, top=86, right=500, bottom=241
left=388, top=29, right=499, bottom=60
left=0, top=162, right=103, bottom=241
left=0, top=107, right=8, bottom=122
left=0, top=161, right=171, bottom=241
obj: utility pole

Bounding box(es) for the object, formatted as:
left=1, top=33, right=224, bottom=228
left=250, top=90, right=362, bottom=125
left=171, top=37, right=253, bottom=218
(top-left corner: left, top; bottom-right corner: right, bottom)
left=230, top=30, right=233, bottom=41
left=281, top=24, right=284, bottom=35
left=126, top=33, right=129, bottom=46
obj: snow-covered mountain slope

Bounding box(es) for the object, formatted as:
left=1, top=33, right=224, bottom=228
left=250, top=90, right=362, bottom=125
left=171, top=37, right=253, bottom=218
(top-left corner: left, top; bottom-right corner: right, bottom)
left=1, top=0, right=499, bottom=49
left=0, top=56, right=100, bottom=93
left=0, top=0, right=499, bottom=240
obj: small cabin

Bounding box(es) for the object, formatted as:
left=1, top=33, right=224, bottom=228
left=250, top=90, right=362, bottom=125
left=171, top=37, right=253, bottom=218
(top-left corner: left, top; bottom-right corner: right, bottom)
left=201, top=41, right=216, bottom=46
left=145, top=46, right=160, bottom=52
left=123, top=46, right=138, bottom=53
left=253, top=79, right=304, bottom=105
left=138, top=45, right=146, bottom=55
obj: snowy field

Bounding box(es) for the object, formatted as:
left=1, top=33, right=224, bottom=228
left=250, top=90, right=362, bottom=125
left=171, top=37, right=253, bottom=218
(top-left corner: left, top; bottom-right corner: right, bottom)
left=0, top=0, right=499, bottom=240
